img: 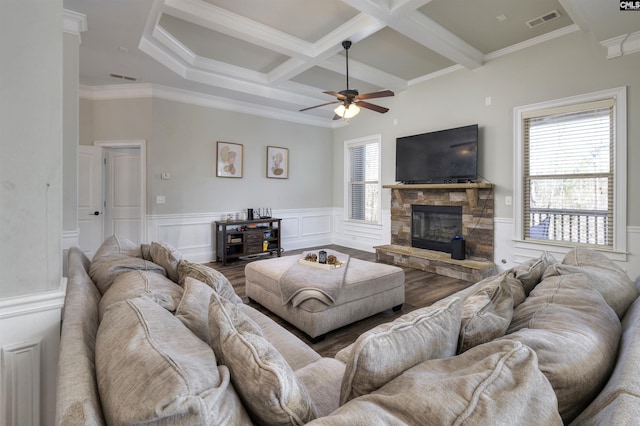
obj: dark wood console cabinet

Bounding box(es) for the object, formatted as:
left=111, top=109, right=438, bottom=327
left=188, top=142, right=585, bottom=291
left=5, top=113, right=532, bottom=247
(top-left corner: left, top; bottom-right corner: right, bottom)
left=215, top=218, right=282, bottom=265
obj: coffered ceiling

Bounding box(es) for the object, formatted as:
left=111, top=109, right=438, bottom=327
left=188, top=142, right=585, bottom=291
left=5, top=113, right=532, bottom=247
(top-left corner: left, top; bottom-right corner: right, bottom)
left=63, top=0, right=640, bottom=127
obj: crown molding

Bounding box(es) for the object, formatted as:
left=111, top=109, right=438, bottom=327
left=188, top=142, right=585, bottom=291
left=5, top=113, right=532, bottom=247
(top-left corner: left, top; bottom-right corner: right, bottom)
left=79, top=83, right=344, bottom=128
left=601, top=31, right=640, bottom=59
left=483, top=24, right=580, bottom=62
left=63, top=9, right=87, bottom=41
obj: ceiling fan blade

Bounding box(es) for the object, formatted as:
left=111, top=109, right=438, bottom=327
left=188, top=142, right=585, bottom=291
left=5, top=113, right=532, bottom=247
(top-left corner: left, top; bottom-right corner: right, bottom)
left=333, top=114, right=342, bottom=120
left=356, top=90, right=395, bottom=100
left=323, top=91, right=347, bottom=100
left=299, top=100, right=340, bottom=112
left=357, top=101, right=389, bottom=114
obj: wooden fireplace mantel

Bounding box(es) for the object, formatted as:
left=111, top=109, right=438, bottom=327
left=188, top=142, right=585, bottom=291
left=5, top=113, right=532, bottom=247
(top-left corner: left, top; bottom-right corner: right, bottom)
left=383, top=182, right=493, bottom=208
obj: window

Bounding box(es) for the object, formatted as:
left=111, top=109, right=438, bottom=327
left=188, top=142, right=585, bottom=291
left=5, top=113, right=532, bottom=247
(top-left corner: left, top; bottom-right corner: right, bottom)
left=345, top=135, right=381, bottom=224
left=514, top=87, right=626, bottom=253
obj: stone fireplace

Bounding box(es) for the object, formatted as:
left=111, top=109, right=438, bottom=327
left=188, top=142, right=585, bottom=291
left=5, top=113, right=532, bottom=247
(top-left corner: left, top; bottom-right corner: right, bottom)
left=376, top=183, right=496, bottom=282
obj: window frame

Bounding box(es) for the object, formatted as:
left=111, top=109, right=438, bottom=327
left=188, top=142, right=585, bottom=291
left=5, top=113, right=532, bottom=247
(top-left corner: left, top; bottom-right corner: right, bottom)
left=343, top=134, right=382, bottom=225
left=513, top=87, right=627, bottom=259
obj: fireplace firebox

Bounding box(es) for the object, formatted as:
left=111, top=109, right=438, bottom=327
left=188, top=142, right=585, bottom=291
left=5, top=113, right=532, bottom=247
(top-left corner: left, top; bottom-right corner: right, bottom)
left=412, top=205, right=463, bottom=253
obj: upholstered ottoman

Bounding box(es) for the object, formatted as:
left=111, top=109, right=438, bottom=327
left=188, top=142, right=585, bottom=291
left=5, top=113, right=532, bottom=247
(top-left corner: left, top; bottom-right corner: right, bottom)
left=245, top=253, right=405, bottom=341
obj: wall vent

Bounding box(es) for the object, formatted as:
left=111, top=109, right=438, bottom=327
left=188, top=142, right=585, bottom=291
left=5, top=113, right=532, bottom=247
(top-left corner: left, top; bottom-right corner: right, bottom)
left=526, top=10, right=560, bottom=29
left=109, top=73, right=137, bottom=81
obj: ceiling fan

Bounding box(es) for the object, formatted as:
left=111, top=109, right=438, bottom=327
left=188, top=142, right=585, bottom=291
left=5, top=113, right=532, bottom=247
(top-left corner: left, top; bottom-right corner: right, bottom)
left=300, top=40, right=394, bottom=120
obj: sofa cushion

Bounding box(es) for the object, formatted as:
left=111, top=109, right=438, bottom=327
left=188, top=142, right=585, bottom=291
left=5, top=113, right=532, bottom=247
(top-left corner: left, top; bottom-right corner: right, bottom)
left=208, top=291, right=317, bottom=425
left=508, top=251, right=557, bottom=294
left=96, top=296, right=250, bottom=425
left=99, top=270, right=183, bottom=321
left=174, top=277, right=216, bottom=344
left=503, top=273, right=621, bottom=423
left=149, top=241, right=183, bottom=283
left=557, top=247, right=638, bottom=318
left=239, top=304, right=321, bottom=372
left=295, top=358, right=346, bottom=418
left=458, top=273, right=515, bottom=353
left=569, top=296, right=640, bottom=424
left=89, top=235, right=166, bottom=295
left=178, top=260, right=242, bottom=305
left=340, top=297, right=462, bottom=405
left=308, top=340, right=562, bottom=426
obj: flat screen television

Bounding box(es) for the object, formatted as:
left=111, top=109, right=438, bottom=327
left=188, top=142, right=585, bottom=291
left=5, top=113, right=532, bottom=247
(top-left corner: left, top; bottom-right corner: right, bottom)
left=395, top=124, right=478, bottom=184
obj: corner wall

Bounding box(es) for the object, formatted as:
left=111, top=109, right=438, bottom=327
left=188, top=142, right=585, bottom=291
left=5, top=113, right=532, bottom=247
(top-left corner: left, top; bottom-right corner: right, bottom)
left=0, top=1, right=65, bottom=425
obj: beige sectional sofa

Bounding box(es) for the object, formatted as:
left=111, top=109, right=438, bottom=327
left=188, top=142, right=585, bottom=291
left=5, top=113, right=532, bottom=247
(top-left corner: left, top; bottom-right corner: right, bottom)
left=56, top=235, right=640, bottom=425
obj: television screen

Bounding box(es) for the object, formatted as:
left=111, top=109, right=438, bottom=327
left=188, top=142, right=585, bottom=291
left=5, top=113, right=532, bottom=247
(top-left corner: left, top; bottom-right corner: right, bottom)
left=395, top=124, right=478, bottom=184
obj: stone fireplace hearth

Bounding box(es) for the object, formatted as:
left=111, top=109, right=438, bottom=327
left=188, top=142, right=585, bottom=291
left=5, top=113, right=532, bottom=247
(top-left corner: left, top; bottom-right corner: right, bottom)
left=376, top=183, right=496, bottom=282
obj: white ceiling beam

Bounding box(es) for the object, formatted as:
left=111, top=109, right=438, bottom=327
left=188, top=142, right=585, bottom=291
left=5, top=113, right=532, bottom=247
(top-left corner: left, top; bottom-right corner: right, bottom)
left=342, top=0, right=483, bottom=69
left=321, top=55, right=407, bottom=92
left=163, top=0, right=313, bottom=59
left=389, top=0, right=433, bottom=15
left=269, top=13, right=385, bottom=85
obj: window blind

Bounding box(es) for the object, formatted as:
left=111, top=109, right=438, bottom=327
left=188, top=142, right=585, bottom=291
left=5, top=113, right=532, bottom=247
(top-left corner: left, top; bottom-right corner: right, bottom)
left=523, top=98, right=614, bottom=247
left=349, top=140, right=380, bottom=223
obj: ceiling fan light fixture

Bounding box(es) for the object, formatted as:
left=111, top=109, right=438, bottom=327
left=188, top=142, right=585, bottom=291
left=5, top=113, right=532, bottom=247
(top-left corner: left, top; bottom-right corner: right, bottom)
left=334, top=103, right=360, bottom=119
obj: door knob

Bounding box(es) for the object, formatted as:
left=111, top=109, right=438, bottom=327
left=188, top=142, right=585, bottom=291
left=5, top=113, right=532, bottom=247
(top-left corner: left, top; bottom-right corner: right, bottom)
left=92, top=211, right=100, bottom=216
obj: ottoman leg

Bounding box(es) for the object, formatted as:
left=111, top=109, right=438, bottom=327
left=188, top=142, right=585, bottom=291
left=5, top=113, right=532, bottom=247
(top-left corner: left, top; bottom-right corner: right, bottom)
left=309, top=333, right=326, bottom=344
left=392, top=304, right=403, bottom=312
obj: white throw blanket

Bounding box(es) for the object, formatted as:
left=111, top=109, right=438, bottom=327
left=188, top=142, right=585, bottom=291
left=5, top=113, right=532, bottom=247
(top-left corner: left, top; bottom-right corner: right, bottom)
left=279, top=249, right=350, bottom=306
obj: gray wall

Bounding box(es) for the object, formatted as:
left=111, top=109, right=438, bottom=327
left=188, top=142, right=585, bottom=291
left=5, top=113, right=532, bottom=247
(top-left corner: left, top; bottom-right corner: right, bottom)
left=80, top=97, right=334, bottom=215
left=1, top=0, right=63, bottom=298
left=332, top=31, right=640, bottom=226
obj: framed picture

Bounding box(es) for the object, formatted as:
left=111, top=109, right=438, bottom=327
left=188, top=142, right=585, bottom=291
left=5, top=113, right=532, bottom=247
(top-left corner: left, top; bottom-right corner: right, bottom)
left=267, top=146, right=288, bottom=179
left=216, top=141, right=243, bottom=178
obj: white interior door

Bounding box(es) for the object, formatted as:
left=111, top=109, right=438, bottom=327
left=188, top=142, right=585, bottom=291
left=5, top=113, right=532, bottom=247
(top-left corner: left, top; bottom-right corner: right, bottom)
left=78, top=145, right=104, bottom=258
left=104, top=148, right=142, bottom=244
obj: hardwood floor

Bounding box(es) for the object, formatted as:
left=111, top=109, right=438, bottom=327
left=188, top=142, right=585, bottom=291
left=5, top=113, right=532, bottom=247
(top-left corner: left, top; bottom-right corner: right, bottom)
left=206, top=245, right=472, bottom=358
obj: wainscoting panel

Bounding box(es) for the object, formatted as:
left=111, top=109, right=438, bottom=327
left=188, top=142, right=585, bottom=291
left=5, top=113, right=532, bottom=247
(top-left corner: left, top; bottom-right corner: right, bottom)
left=494, top=218, right=640, bottom=280
left=1, top=339, right=41, bottom=426
left=0, top=282, right=66, bottom=426
left=146, top=208, right=335, bottom=262
left=332, top=209, right=391, bottom=253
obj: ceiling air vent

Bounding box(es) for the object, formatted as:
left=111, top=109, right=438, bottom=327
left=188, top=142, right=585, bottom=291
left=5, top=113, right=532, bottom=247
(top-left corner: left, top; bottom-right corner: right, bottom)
left=526, top=10, right=560, bottom=29
left=109, top=73, right=137, bottom=81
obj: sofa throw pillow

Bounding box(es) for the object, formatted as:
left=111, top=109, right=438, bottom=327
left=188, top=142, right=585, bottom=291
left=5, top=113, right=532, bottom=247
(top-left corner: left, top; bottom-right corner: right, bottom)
left=89, top=235, right=166, bottom=295
left=557, top=247, right=638, bottom=318
left=340, top=297, right=462, bottom=405
left=458, top=273, right=516, bottom=353
left=178, top=260, right=242, bottom=305
left=140, top=243, right=152, bottom=261
left=307, top=340, right=562, bottom=426
left=503, top=273, right=621, bottom=423
left=508, top=251, right=557, bottom=295
left=96, top=296, right=250, bottom=425
left=208, top=291, right=317, bottom=425
left=149, top=241, right=183, bottom=283
left=175, top=277, right=216, bottom=344
left=99, top=270, right=184, bottom=321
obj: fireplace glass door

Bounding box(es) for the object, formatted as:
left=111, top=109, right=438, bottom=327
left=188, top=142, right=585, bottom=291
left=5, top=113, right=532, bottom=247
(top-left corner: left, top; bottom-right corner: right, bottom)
left=412, top=205, right=463, bottom=253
